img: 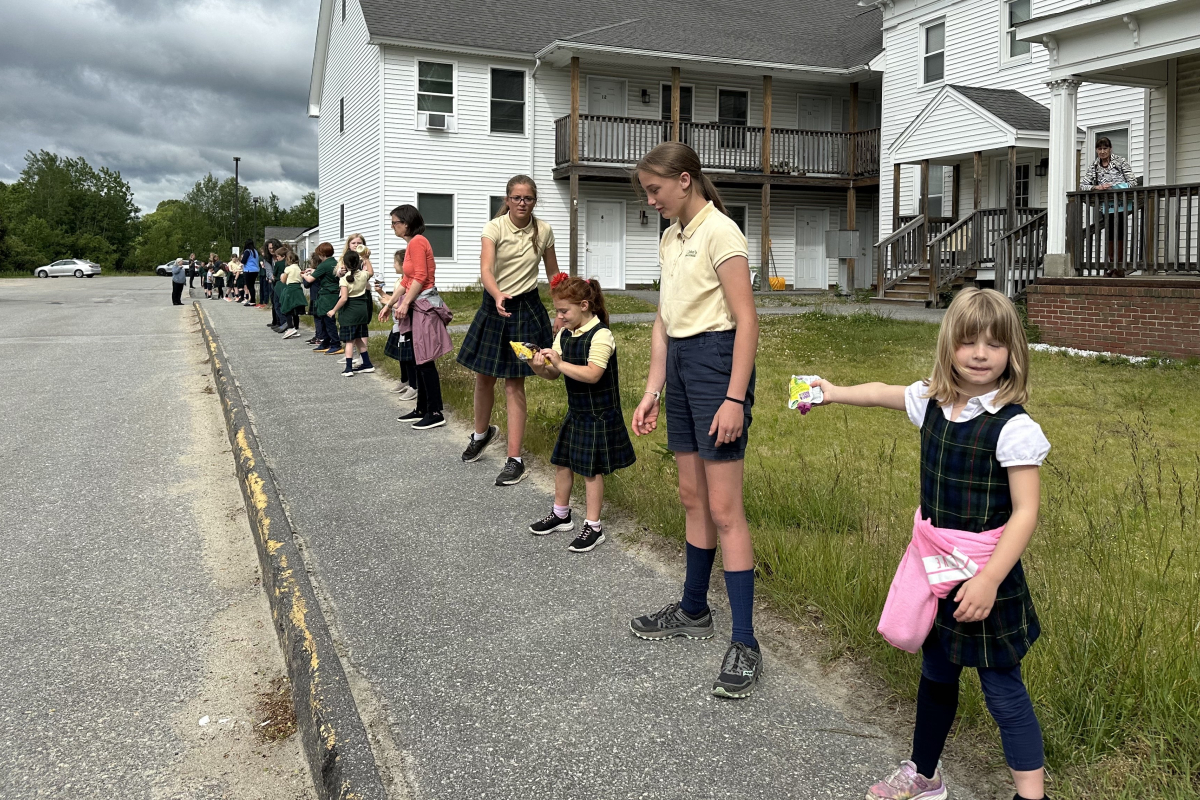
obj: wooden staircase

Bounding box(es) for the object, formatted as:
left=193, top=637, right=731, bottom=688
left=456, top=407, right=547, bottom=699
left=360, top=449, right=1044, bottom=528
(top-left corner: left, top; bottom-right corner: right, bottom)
left=875, top=267, right=977, bottom=305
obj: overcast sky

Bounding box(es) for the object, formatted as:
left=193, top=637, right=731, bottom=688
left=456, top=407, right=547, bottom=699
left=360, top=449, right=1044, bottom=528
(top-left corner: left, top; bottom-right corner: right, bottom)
left=0, top=0, right=320, bottom=213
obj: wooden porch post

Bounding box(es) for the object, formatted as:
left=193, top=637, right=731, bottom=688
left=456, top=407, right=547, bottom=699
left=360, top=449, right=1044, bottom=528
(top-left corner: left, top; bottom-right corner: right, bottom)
left=671, top=67, right=681, bottom=142
left=892, top=163, right=901, bottom=232
left=951, top=163, right=961, bottom=221
left=973, top=151, right=982, bottom=211
left=569, top=57, right=580, bottom=277
left=921, top=159, right=933, bottom=303
left=1006, top=145, right=1017, bottom=232
left=846, top=83, right=859, bottom=291
left=762, top=75, right=773, bottom=286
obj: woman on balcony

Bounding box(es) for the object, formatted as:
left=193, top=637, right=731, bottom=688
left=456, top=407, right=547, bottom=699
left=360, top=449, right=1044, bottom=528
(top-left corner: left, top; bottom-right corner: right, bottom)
left=1080, top=136, right=1137, bottom=275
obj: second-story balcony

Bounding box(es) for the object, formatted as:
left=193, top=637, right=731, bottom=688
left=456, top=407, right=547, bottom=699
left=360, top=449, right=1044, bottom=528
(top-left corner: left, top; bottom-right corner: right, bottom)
left=554, top=114, right=880, bottom=184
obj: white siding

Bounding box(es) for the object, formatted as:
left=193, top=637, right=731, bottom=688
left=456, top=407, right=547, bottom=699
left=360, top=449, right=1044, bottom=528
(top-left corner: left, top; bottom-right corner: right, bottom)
left=878, top=0, right=1146, bottom=239
left=1176, top=55, right=1200, bottom=182
left=316, top=0, right=381, bottom=257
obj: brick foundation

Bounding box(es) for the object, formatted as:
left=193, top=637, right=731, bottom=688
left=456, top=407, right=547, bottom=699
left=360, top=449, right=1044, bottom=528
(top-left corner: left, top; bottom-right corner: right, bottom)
left=1026, top=278, right=1200, bottom=359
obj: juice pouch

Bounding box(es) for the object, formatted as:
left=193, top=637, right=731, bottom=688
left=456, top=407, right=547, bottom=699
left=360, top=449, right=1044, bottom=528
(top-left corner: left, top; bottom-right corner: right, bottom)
left=788, top=375, right=824, bottom=415
left=510, top=341, right=538, bottom=361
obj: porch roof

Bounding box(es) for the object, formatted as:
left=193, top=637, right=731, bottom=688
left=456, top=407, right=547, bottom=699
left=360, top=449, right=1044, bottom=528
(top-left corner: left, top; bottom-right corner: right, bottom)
left=890, top=85, right=1082, bottom=164
left=1016, top=0, right=1200, bottom=84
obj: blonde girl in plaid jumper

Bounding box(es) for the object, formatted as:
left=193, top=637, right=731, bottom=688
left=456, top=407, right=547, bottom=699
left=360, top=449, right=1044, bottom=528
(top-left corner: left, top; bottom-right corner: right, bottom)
left=813, top=288, right=1050, bottom=800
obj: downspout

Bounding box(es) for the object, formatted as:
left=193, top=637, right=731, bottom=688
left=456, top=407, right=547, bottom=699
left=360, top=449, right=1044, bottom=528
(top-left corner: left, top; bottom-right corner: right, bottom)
left=530, top=57, right=541, bottom=178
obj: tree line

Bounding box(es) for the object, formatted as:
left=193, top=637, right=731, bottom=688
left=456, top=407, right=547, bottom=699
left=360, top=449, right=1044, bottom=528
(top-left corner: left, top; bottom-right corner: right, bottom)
left=0, top=150, right=318, bottom=274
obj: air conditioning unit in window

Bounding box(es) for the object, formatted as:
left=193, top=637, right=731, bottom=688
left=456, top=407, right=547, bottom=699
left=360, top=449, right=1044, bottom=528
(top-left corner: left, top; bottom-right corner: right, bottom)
left=418, top=111, right=455, bottom=131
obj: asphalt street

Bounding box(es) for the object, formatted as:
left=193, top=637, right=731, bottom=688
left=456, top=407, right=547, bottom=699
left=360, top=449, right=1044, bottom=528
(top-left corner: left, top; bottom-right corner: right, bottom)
left=0, top=277, right=312, bottom=799
left=197, top=291, right=945, bottom=800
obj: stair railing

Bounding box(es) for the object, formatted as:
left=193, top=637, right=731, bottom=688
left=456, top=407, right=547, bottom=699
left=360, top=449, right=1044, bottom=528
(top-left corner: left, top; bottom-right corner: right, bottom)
left=874, top=215, right=926, bottom=298
left=994, top=210, right=1048, bottom=298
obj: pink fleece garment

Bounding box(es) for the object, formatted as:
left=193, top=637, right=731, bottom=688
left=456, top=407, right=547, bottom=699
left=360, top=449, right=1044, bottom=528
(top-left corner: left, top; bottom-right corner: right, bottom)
left=877, top=508, right=1006, bottom=653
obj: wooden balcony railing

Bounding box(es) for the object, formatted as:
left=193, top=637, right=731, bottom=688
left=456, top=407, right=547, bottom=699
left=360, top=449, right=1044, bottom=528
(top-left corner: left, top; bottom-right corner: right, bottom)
left=554, top=114, right=881, bottom=179
left=1067, top=183, right=1200, bottom=275
left=995, top=211, right=1048, bottom=298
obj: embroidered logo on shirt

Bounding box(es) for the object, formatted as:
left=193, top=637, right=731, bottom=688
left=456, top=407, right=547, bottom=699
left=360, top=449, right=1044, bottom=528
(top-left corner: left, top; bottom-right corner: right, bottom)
left=683, top=249, right=698, bottom=258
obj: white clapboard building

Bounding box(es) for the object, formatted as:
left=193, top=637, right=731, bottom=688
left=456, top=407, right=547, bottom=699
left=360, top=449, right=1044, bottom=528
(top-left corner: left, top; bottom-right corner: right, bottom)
left=308, top=0, right=887, bottom=291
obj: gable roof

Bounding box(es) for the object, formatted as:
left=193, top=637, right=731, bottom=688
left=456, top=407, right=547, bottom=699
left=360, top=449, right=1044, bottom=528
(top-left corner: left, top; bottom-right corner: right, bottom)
left=357, top=0, right=882, bottom=70
left=947, top=85, right=1051, bottom=131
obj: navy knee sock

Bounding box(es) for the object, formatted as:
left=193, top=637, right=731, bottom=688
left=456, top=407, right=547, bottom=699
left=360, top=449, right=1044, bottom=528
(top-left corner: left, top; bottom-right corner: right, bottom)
left=360, top=351, right=373, bottom=368
left=679, top=543, right=716, bottom=616
left=724, top=569, right=758, bottom=650
left=911, top=675, right=960, bottom=779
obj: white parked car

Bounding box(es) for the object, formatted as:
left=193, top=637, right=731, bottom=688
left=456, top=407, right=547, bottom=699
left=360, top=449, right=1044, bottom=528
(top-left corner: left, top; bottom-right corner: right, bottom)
left=36, top=258, right=102, bottom=278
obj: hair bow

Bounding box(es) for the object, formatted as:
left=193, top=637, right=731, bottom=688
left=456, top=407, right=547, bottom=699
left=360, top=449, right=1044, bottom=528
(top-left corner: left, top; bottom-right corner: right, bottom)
left=550, top=272, right=569, bottom=289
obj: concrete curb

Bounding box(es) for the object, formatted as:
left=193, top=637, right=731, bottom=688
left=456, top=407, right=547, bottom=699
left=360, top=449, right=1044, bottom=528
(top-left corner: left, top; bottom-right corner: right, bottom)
left=194, top=303, right=387, bottom=800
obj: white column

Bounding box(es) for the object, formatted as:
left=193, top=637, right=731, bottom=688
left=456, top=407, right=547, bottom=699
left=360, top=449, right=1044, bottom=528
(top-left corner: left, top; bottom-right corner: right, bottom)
left=1046, top=78, right=1081, bottom=255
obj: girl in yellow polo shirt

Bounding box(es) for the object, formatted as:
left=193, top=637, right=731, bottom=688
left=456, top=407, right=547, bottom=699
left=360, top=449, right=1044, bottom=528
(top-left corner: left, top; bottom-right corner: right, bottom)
left=457, top=174, right=560, bottom=487
left=629, top=142, right=762, bottom=700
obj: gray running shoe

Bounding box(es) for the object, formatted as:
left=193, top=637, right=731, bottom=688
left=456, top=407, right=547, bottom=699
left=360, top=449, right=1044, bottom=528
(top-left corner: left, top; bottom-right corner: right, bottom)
left=711, top=642, right=763, bottom=699
left=629, top=602, right=714, bottom=641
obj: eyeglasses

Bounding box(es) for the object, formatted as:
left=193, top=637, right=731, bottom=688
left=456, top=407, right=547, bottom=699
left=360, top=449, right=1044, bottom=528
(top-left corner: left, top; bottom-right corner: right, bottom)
left=508, top=196, right=536, bottom=205
left=390, top=220, right=403, bottom=227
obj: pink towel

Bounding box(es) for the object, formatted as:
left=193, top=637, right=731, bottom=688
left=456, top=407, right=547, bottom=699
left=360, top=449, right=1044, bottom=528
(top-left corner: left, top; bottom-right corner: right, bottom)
left=877, top=508, right=1005, bottom=653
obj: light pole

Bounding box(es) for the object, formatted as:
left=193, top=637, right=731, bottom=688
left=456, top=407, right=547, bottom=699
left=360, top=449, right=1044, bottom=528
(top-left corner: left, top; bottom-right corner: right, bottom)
left=233, top=156, right=241, bottom=247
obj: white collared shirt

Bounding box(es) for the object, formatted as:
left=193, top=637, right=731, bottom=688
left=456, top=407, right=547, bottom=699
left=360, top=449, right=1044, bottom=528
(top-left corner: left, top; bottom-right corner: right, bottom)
left=904, top=382, right=1051, bottom=467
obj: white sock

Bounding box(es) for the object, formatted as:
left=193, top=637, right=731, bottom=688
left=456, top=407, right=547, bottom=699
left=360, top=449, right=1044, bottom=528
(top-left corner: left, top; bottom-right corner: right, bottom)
left=473, top=430, right=488, bottom=441
left=511, top=457, right=522, bottom=464
left=585, top=519, right=601, bottom=530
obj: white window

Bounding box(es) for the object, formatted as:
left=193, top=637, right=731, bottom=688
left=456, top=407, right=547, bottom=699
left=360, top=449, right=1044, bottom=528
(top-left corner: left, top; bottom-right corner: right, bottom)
left=914, top=165, right=952, bottom=217
left=418, top=193, right=454, bottom=259
left=417, top=61, right=454, bottom=114
left=490, top=68, right=525, bottom=134
left=489, top=195, right=506, bottom=219
left=1004, top=0, right=1032, bottom=61
left=923, top=21, right=945, bottom=84
left=1089, top=124, right=1131, bottom=164
left=718, top=88, right=749, bottom=149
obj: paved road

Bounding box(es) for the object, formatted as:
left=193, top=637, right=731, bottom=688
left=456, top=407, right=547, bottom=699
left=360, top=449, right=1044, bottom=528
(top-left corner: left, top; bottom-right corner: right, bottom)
left=0, top=277, right=312, bottom=799
left=198, top=293, right=937, bottom=800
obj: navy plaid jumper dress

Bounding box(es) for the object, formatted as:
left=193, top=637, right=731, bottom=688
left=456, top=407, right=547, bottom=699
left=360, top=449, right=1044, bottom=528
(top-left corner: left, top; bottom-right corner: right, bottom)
left=549, top=324, right=637, bottom=478
left=920, top=397, right=1041, bottom=668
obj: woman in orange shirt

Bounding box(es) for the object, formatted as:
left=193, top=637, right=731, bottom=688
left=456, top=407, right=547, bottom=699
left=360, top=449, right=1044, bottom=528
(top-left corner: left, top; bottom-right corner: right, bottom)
left=380, top=204, right=450, bottom=430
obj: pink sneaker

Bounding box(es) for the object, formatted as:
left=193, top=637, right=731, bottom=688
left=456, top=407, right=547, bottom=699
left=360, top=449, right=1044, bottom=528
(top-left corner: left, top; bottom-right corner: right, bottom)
left=866, top=761, right=947, bottom=799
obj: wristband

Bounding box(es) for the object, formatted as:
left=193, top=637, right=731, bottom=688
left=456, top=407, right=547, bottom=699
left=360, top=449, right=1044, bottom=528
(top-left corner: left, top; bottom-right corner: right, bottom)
left=725, top=395, right=746, bottom=405
left=644, top=390, right=661, bottom=401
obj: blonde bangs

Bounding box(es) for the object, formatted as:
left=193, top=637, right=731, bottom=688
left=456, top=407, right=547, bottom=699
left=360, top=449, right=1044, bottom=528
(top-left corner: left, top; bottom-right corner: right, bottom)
left=926, top=288, right=1030, bottom=407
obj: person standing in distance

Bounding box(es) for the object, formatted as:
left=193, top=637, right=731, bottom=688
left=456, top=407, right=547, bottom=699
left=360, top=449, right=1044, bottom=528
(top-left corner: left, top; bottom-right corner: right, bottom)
left=187, top=252, right=198, bottom=288
left=628, top=142, right=763, bottom=699
left=456, top=175, right=559, bottom=486
left=170, top=258, right=187, bottom=305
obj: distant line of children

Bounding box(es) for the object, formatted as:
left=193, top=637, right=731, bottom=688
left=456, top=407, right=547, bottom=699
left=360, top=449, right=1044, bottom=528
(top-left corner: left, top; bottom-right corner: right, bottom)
left=201, top=143, right=1051, bottom=800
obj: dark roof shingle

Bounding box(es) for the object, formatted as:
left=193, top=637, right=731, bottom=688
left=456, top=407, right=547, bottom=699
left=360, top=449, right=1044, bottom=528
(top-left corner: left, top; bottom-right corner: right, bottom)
left=359, top=0, right=882, bottom=69
left=949, top=85, right=1051, bottom=131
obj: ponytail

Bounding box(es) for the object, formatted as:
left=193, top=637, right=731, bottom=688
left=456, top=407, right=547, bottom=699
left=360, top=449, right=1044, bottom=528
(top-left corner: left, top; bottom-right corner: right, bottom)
left=633, top=142, right=728, bottom=216
left=342, top=249, right=362, bottom=284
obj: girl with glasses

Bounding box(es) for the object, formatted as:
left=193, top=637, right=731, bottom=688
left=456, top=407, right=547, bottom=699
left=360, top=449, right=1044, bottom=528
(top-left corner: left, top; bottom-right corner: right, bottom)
left=457, top=175, right=560, bottom=487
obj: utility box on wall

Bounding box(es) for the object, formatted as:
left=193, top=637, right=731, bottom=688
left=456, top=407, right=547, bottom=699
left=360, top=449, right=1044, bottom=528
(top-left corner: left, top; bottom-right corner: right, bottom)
left=824, top=230, right=860, bottom=259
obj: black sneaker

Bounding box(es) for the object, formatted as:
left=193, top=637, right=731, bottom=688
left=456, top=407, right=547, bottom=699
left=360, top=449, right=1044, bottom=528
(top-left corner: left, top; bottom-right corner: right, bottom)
left=340, top=367, right=355, bottom=377
left=629, top=602, right=714, bottom=641
left=355, top=364, right=376, bottom=374
left=398, top=409, right=423, bottom=422
left=461, top=425, right=498, bottom=463
left=711, top=642, right=764, bottom=699
left=529, top=509, right=573, bottom=536
left=567, top=523, right=605, bottom=552
left=495, top=457, right=526, bottom=486
left=306, top=336, right=319, bottom=344
left=412, top=412, right=446, bottom=430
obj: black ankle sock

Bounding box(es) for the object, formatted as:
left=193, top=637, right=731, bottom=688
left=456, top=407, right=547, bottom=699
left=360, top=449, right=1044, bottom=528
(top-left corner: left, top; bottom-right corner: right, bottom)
left=911, top=675, right=960, bottom=779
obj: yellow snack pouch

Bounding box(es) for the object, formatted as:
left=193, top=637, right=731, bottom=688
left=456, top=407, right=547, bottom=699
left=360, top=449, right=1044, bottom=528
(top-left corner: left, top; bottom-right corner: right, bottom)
left=510, top=341, right=537, bottom=361
left=788, top=375, right=824, bottom=414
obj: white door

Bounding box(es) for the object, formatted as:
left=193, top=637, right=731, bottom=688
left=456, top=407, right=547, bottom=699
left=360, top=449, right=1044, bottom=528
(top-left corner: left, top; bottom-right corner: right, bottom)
left=587, top=77, right=627, bottom=160
left=797, top=95, right=833, bottom=173
left=585, top=201, right=624, bottom=290
left=794, top=208, right=828, bottom=289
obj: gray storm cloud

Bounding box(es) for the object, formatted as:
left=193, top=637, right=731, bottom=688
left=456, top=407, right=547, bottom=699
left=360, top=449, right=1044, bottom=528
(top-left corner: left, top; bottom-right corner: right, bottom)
left=0, top=0, right=320, bottom=212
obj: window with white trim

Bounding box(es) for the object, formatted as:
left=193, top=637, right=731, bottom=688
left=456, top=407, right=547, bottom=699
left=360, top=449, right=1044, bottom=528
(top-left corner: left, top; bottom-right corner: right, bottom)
left=417, top=61, right=454, bottom=114
left=490, top=68, right=525, bottom=134
left=489, top=195, right=506, bottom=220
left=339, top=204, right=345, bottom=239
left=339, top=97, right=344, bottom=133
left=725, top=205, right=748, bottom=234
left=923, top=21, right=945, bottom=84
left=341, top=0, right=345, bottom=22
left=418, top=193, right=454, bottom=258
left=1004, top=0, right=1031, bottom=61
left=718, top=88, right=749, bottom=149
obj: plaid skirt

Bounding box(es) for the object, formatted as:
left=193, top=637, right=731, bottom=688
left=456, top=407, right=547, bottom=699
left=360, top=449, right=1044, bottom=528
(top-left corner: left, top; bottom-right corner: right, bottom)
left=932, top=559, right=1040, bottom=668
left=550, top=408, right=637, bottom=478
left=339, top=323, right=370, bottom=341
left=456, top=288, right=553, bottom=379
left=384, top=331, right=415, bottom=361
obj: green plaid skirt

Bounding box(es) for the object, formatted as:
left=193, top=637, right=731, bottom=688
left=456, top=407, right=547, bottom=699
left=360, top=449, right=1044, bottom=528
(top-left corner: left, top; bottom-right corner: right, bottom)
left=456, top=288, right=552, bottom=379
left=551, top=408, right=636, bottom=478
left=932, top=559, right=1040, bottom=668
left=339, top=323, right=369, bottom=341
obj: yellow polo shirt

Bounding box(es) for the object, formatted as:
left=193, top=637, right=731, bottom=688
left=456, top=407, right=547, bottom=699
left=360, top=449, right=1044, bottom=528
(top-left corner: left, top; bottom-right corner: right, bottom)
left=552, top=315, right=615, bottom=369
left=339, top=270, right=372, bottom=297
left=482, top=213, right=555, bottom=297
left=658, top=202, right=748, bottom=339
left=283, top=264, right=302, bottom=284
